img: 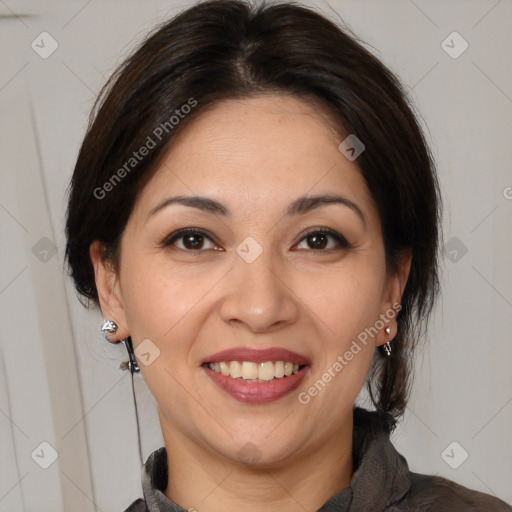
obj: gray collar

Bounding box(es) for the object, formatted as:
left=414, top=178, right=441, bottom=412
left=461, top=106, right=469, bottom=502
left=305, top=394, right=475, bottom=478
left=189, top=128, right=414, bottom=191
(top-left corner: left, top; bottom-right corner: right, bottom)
left=140, top=407, right=411, bottom=511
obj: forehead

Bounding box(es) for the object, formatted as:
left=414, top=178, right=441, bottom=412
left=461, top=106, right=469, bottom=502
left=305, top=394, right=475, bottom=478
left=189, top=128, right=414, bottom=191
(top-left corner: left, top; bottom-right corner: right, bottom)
left=132, top=94, right=378, bottom=224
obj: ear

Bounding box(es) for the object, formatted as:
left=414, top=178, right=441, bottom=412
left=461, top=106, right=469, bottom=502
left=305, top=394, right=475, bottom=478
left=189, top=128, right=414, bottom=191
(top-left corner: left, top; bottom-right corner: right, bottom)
left=375, top=247, right=412, bottom=347
left=90, top=240, right=130, bottom=344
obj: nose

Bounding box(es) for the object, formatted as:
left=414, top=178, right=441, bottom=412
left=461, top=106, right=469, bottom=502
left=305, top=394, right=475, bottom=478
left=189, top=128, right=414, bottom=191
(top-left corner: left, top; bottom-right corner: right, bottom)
left=218, top=244, right=300, bottom=334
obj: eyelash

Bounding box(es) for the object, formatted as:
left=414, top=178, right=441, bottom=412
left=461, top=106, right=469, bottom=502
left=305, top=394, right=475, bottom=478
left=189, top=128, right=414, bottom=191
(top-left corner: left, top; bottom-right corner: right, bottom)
left=161, top=227, right=351, bottom=253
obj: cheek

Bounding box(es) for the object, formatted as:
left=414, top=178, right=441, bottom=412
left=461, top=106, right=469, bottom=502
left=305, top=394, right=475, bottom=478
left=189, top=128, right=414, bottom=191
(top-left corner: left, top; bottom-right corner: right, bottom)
left=307, top=258, right=385, bottom=334
left=131, top=280, right=191, bottom=361
left=302, top=260, right=384, bottom=387
left=119, top=252, right=208, bottom=339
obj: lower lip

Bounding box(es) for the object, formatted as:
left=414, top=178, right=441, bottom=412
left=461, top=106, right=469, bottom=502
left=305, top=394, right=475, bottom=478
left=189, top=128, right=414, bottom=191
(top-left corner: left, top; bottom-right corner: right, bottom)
left=202, top=365, right=310, bottom=404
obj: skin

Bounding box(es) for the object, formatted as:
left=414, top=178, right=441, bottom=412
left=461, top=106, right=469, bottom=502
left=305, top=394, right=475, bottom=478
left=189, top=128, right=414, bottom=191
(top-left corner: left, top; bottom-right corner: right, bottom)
left=90, top=94, right=411, bottom=512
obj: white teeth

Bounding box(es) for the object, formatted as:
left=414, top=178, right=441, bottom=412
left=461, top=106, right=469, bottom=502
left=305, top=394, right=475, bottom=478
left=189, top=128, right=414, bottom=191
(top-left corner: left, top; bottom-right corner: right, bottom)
left=206, top=360, right=303, bottom=381
left=241, top=361, right=258, bottom=380
left=229, top=361, right=242, bottom=378
left=274, top=361, right=285, bottom=378
left=219, top=361, right=230, bottom=376
left=258, top=361, right=275, bottom=381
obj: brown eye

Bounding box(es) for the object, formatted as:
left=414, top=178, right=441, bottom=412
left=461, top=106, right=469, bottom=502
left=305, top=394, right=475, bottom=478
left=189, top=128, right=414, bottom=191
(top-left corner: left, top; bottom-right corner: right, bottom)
left=162, top=227, right=350, bottom=253
left=296, top=228, right=350, bottom=251
left=163, top=229, right=217, bottom=251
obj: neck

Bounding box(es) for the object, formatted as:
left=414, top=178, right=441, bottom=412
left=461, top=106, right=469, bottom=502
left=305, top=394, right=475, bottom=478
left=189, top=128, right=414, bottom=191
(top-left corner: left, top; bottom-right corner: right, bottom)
left=159, top=410, right=354, bottom=512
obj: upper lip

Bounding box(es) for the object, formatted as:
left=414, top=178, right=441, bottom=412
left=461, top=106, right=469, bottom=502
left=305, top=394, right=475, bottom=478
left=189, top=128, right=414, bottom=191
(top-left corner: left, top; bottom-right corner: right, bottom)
left=201, top=347, right=311, bottom=366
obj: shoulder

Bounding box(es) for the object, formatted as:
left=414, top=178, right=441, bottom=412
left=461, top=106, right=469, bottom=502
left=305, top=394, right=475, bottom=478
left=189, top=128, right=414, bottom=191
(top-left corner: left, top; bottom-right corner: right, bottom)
left=393, top=472, right=512, bottom=511
left=122, top=497, right=147, bottom=512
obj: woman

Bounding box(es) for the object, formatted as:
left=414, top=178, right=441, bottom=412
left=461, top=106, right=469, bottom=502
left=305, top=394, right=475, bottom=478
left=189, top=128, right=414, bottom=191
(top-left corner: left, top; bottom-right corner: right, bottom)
left=64, top=0, right=512, bottom=510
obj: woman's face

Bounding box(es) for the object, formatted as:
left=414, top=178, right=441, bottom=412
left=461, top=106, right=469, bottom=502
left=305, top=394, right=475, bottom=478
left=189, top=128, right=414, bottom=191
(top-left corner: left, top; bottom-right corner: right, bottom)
left=92, top=94, right=409, bottom=467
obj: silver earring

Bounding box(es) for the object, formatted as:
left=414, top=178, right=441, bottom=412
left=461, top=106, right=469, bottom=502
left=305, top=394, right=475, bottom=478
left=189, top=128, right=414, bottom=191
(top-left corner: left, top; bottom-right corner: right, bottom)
left=120, top=337, right=140, bottom=374
left=383, top=327, right=392, bottom=356
left=101, top=319, right=140, bottom=374
left=101, top=319, right=118, bottom=340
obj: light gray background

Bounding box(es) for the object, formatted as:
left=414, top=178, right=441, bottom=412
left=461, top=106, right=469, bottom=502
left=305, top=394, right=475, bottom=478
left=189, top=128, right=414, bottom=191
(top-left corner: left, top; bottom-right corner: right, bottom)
left=1, top=0, right=511, bottom=510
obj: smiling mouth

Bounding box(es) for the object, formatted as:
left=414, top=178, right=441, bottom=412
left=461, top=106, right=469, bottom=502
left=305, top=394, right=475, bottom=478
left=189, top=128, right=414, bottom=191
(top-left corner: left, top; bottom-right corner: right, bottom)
left=202, top=360, right=308, bottom=382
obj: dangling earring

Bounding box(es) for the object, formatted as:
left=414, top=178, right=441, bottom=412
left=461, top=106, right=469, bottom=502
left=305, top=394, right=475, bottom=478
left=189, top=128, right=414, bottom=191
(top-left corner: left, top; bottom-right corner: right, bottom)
left=383, top=327, right=392, bottom=356
left=121, top=337, right=140, bottom=374
left=101, top=320, right=144, bottom=466
left=101, top=319, right=140, bottom=374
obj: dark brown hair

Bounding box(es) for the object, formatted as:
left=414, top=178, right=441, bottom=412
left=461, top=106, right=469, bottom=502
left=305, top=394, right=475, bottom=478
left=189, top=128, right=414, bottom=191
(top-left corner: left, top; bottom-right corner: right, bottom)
left=65, top=0, right=443, bottom=421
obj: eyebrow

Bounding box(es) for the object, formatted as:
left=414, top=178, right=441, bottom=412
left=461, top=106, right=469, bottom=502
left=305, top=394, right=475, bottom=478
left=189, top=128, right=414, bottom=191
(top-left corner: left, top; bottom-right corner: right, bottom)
left=147, top=193, right=366, bottom=226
